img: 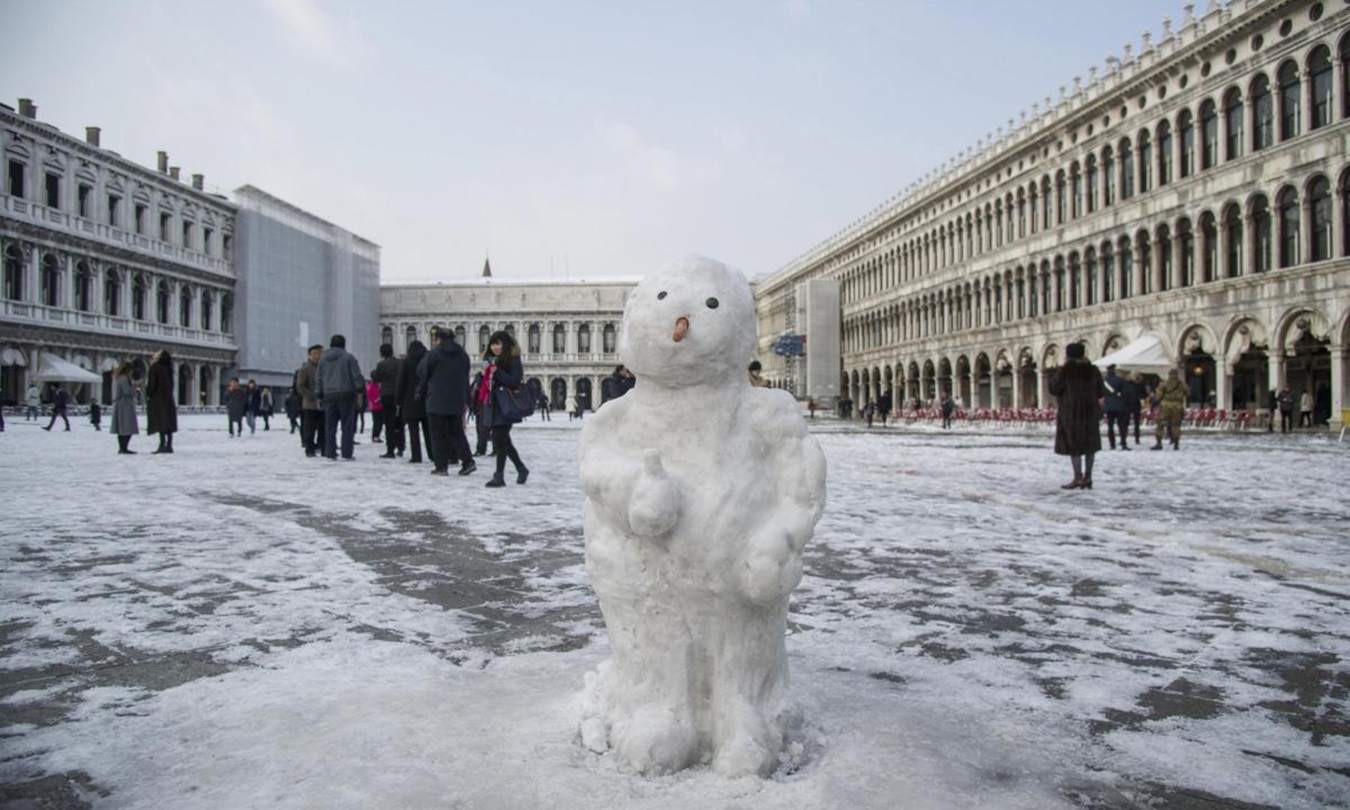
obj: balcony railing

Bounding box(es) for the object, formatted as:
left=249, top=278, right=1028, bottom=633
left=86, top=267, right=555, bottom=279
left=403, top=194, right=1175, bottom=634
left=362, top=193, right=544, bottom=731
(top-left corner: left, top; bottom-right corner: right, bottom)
left=0, top=299, right=236, bottom=347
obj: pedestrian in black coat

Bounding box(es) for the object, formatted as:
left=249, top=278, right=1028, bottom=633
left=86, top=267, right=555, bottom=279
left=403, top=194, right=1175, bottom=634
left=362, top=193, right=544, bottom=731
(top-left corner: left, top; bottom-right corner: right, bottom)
left=1103, top=364, right=1131, bottom=450
left=396, top=340, right=432, bottom=463
left=1049, top=342, right=1105, bottom=490
left=481, top=331, right=529, bottom=487
left=145, top=349, right=178, bottom=453
left=416, top=330, right=475, bottom=476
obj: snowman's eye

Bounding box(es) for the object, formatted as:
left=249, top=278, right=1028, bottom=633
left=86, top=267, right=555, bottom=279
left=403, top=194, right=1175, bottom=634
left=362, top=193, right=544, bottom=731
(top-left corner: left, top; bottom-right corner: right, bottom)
left=705, top=297, right=719, bottom=309
left=657, top=291, right=667, bottom=300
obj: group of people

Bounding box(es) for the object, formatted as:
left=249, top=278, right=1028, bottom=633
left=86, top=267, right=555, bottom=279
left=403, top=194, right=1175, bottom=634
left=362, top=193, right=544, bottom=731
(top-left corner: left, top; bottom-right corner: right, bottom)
left=1051, top=347, right=1202, bottom=490
left=288, top=330, right=531, bottom=487
left=222, top=379, right=274, bottom=437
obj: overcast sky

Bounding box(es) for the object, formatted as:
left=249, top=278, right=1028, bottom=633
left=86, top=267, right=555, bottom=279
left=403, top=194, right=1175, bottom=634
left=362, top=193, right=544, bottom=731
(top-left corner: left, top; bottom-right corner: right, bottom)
left=3, top=0, right=1186, bottom=282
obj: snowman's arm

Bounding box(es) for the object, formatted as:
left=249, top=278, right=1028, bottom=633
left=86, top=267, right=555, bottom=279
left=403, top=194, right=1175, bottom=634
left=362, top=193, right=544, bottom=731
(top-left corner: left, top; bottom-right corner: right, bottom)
left=756, top=393, right=827, bottom=549
left=578, top=405, right=645, bottom=530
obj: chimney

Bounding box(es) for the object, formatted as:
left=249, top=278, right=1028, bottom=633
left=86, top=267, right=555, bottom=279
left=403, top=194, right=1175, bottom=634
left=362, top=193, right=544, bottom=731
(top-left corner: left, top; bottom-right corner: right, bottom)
left=18, top=98, right=37, bottom=118
left=85, top=127, right=101, bottom=147
left=191, top=173, right=204, bottom=190
left=157, top=151, right=169, bottom=173
left=169, top=166, right=180, bottom=181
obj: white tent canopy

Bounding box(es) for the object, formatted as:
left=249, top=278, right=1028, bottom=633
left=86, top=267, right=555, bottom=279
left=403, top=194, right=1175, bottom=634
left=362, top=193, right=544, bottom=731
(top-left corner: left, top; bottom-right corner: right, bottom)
left=32, top=355, right=103, bottom=384
left=1093, top=333, right=1176, bottom=374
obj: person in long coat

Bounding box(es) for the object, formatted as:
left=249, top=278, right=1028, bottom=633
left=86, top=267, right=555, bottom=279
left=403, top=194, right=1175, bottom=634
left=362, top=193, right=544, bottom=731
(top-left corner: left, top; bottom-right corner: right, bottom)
left=395, top=340, right=432, bottom=464
left=482, top=330, right=529, bottom=487
left=225, top=378, right=247, bottom=437
left=109, top=361, right=140, bottom=455
left=145, top=349, right=178, bottom=454
left=417, top=329, right=475, bottom=476
left=1048, top=342, right=1104, bottom=489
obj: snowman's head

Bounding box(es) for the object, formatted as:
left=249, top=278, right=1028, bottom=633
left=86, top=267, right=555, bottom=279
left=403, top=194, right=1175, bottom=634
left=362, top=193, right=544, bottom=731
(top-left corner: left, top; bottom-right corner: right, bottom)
left=620, top=256, right=757, bottom=387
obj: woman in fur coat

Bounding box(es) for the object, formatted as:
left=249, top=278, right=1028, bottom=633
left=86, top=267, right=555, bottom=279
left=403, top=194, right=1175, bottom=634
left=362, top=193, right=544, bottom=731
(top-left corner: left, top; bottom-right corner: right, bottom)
left=1048, top=342, right=1104, bottom=489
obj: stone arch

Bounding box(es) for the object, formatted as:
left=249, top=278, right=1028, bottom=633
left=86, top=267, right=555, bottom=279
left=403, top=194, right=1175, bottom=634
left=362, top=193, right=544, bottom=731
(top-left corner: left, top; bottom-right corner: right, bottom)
left=1273, top=305, right=1331, bottom=352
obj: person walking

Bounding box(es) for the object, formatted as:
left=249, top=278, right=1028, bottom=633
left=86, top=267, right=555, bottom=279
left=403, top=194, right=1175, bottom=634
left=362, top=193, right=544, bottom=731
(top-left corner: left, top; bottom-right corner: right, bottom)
left=1151, top=369, right=1187, bottom=450
left=1049, top=342, right=1104, bottom=489
left=482, top=330, right=529, bottom=487
left=259, top=386, right=273, bottom=431
left=565, top=394, right=578, bottom=422
left=225, top=378, right=247, bottom=437
left=418, top=328, right=475, bottom=476
left=296, top=345, right=324, bottom=456
left=940, top=391, right=955, bottom=429
left=1298, top=389, right=1314, bottom=428
left=285, top=387, right=302, bottom=434
left=109, top=361, right=140, bottom=454
left=88, top=400, right=101, bottom=431
left=145, top=349, right=178, bottom=454
left=1128, top=372, right=1145, bottom=445
left=42, top=386, right=71, bottom=431
left=1103, top=364, right=1131, bottom=450
left=243, top=380, right=261, bottom=435
left=396, top=339, right=432, bottom=464
left=366, top=379, right=384, bottom=443
left=316, top=334, right=364, bottom=461
left=25, top=384, right=39, bottom=420
left=1275, top=386, right=1294, bottom=433
left=371, top=343, right=404, bottom=458
left=469, top=359, right=492, bottom=457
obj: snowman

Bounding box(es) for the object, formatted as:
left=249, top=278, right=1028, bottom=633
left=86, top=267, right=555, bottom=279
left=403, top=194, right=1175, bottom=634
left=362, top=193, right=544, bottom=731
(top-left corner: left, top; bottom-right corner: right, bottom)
left=578, top=256, right=827, bottom=777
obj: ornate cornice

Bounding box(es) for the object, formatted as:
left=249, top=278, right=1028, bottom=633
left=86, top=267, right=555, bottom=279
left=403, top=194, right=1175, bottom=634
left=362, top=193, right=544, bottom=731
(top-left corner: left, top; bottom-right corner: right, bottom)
left=0, top=321, right=236, bottom=364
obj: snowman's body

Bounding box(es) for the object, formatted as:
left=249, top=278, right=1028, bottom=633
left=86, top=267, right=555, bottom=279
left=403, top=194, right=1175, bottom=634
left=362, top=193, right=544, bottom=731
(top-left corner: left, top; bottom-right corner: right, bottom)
left=578, top=257, right=826, bottom=777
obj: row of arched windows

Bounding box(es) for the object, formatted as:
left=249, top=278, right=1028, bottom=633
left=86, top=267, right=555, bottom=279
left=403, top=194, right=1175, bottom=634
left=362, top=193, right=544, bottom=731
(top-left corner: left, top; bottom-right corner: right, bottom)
left=1, top=242, right=232, bottom=333
left=380, top=320, right=620, bottom=356
left=844, top=168, right=1347, bottom=352
left=840, top=33, right=1350, bottom=305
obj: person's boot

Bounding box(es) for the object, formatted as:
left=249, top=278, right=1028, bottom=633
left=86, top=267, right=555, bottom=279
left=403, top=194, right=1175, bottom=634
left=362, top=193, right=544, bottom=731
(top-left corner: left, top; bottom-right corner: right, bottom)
left=1151, top=438, right=1163, bottom=450
left=458, top=459, right=477, bottom=476
left=153, top=434, right=168, bottom=454
left=516, top=465, right=529, bottom=485
left=485, top=474, right=506, bottom=488
left=1172, top=438, right=1180, bottom=450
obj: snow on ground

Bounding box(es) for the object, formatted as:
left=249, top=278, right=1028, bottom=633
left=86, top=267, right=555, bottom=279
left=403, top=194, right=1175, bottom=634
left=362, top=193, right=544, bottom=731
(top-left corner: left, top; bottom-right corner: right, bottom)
left=1, top=412, right=1347, bottom=809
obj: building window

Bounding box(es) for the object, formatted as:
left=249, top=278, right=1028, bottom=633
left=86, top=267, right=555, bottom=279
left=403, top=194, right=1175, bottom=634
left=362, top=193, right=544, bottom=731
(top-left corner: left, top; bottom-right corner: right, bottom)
left=40, top=253, right=59, bottom=307
left=134, top=203, right=147, bottom=235
left=1055, top=171, right=1066, bottom=224
left=1342, top=36, right=1350, bottom=120
left=527, top=324, right=541, bottom=354
left=1309, top=176, right=1332, bottom=261
left=201, top=291, right=212, bottom=330
left=108, top=195, right=121, bottom=227
left=157, top=280, right=171, bottom=324
left=1179, top=110, right=1196, bottom=178
left=1040, top=177, right=1052, bottom=229
left=381, top=326, right=393, bottom=345
left=220, top=294, right=233, bottom=334
left=454, top=325, right=466, bottom=346
left=578, top=323, right=592, bottom=354
left=104, top=271, right=120, bottom=316
left=1278, top=61, right=1300, bottom=140
left=1119, top=238, right=1133, bottom=299
left=1085, top=156, right=1098, bottom=213
left=404, top=324, right=416, bottom=346
left=478, top=325, right=491, bottom=354
left=1224, top=204, right=1243, bottom=277
left=1158, top=226, right=1173, bottom=291
left=1068, top=253, right=1081, bottom=308
left=78, top=184, right=91, bottom=217
left=1199, top=100, right=1218, bottom=170
left=1137, top=231, right=1152, bottom=295
left=159, top=212, right=171, bottom=242
left=1223, top=89, right=1243, bottom=161
left=1277, top=189, right=1299, bottom=268
left=1200, top=213, right=1218, bottom=283
left=1102, top=147, right=1115, bottom=206
left=74, top=262, right=92, bottom=311
left=3, top=243, right=24, bottom=300
left=552, top=323, right=566, bottom=354
left=1252, top=195, right=1272, bottom=273
left=1157, top=120, right=1173, bottom=185
left=1119, top=139, right=1134, bottom=199
left=1137, top=132, right=1152, bottom=193
left=132, top=275, right=147, bottom=320
left=6, top=159, right=25, bottom=198
left=203, top=227, right=213, bottom=255
left=1070, top=163, right=1082, bottom=219
left=222, top=234, right=232, bottom=259
left=45, top=173, right=60, bottom=208
left=182, top=222, right=193, bottom=250
left=1251, top=75, right=1273, bottom=151
left=1178, top=218, right=1195, bottom=287
left=602, top=324, right=617, bottom=354
left=1101, top=243, right=1114, bottom=303
left=1309, top=47, right=1333, bottom=130
left=180, top=286, right=192, bottom=328
left=1084, top=249, right=1097, bottom=305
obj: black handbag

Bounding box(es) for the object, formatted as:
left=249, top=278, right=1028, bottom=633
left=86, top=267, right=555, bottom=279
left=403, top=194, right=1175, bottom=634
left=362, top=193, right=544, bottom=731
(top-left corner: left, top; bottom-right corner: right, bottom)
left=494, top=384, right=535, bottom=421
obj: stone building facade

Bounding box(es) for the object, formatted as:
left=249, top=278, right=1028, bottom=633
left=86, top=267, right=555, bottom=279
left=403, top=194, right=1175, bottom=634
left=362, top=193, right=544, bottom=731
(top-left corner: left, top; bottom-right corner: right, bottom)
left=379, top=276, right=636, bottom=412
left=1, top=99, right=237, bottom=407
left=754, top=0, right=1349, bottom=427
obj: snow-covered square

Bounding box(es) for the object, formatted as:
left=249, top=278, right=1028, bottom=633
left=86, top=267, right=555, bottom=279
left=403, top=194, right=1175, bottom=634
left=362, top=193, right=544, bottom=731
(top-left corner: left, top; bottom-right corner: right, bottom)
left=1, top=414, right=1347, bottom=809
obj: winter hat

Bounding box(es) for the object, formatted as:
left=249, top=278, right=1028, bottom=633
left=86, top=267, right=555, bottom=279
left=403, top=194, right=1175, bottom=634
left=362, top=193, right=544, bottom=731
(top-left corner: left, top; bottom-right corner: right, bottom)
left=1066, top=342, right=1085, bottom=359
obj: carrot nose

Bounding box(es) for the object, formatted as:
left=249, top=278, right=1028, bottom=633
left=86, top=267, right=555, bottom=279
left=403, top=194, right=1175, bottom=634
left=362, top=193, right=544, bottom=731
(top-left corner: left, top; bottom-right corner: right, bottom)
left=673, top=316, right=690, bottom=342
